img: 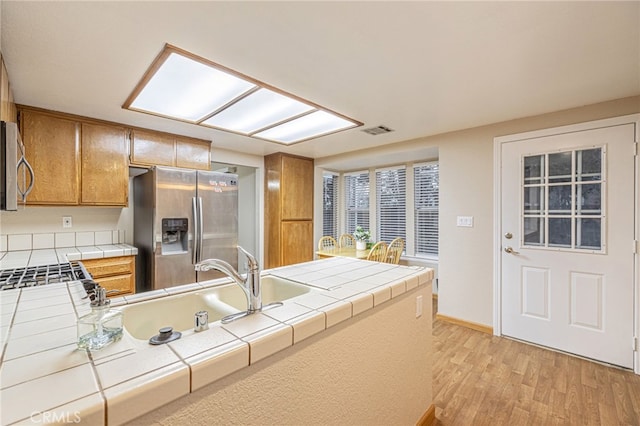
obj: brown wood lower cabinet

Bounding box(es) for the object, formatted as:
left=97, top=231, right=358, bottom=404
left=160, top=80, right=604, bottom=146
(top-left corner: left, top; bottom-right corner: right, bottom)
left=82, top=256, right=136, bottom=297
left=281, top=221, right=313, bottom=266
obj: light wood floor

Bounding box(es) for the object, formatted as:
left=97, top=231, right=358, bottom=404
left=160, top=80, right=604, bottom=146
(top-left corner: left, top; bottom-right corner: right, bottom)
left=432, top=299, right=640, bottom=425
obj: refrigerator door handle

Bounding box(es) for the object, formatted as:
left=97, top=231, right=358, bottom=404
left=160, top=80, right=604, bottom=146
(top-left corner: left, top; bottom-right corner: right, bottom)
left=192, top=197, right=199, bottom=265
left=197, top=197, right=204, bottom=263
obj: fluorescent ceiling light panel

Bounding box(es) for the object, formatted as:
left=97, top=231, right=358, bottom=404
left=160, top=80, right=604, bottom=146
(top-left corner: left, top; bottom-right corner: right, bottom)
left=201, top=88, right=315, bottom=134
left=124, top=44, right=362, bottom=145
left=254, top=110, right=357, bottom=144
left=130, top=53, right=256, bottom=121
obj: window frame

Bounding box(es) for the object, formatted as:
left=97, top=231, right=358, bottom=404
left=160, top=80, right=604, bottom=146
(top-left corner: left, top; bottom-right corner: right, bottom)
left=375, top=165, right=407, bottom=246
left=322, top=171, right=339, bottom=240
left=413, top=162, right=439, bottom=258
left=343, top=171, right=370, bottom=236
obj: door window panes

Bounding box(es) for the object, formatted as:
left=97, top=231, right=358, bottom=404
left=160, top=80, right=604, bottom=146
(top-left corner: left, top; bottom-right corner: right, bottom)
left=548, top=185, right=572, bottom=214
left=523, top=217, right=544, bottom=246
left=523, top=186, right=543, bottom=214
left=577, top=148, right=602, bottom=181
left=577, top=218, right=601, bottom=249
left=521, top=146, right=605, bottom=252
left=548, top=218, right=571, bottom=248
left=524, top=155, right=544, bottom=184
left=577, top=183, right=601, bottom=214
left=548, top=152, right=572, bottom=183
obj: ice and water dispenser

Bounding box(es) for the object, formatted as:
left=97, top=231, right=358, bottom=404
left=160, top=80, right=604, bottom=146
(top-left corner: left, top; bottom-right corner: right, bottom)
left=161, top=218, right=188, bottom=254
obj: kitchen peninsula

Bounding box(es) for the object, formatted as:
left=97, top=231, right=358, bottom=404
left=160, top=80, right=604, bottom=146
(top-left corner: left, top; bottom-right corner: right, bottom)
left=0, top=257, right=434, bottom=425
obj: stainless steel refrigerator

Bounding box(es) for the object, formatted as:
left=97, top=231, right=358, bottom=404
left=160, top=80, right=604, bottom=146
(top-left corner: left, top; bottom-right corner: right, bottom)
left=134, top=166, right=238, bottom=292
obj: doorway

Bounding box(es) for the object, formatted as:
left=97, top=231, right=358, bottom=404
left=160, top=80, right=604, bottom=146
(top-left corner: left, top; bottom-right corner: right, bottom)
left=494, top=115, right=639, bottom=371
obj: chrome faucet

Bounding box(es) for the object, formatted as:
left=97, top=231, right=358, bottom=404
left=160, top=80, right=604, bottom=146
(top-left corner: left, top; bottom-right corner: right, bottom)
left=195, top=246, right=281, bottom=323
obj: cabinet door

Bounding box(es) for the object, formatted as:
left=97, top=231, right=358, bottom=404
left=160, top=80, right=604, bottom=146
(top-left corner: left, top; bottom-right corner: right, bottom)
left=94, top=274, right=135, bottom=297
left=82, top=256, right=136, bottom=297
left=281, top=155, right=314, bottom=220
left=0, top=57, right=16, bottom=123
left=21, top=110, right=80, bottom=205
left=81, top=123, right=128, bottom=206
left=130, top=129, right=175, bottom=167
left=281, top=221, right=313, bottom=266
left=176, top=136, right=211, bottom=170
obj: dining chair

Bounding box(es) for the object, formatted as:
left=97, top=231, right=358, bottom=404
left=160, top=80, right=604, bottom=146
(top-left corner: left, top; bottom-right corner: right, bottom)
left=366, top=241, right=388, bottom=262
left=339, top=233, right=356, bottom=248
left=318, top=236, right=338, bottom=251
left=386, top=238, right=405, bottom=264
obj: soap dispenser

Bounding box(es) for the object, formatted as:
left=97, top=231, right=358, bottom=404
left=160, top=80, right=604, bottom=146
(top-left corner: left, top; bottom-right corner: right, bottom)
left=77, top=283, right=123, bottom=350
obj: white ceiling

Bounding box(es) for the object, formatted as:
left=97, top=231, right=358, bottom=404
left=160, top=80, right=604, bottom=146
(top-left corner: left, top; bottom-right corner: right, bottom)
left=1, top=1, right=638, bottom=170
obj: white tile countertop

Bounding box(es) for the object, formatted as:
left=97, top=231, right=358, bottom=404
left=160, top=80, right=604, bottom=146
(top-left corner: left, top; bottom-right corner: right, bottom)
left=0, top=245, right=138, bottom=269
left=0, top=258, right=433, bottom=425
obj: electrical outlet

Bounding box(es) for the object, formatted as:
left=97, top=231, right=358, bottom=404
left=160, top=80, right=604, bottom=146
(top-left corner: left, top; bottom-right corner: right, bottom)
left=62, top=216, right=72, bottom=228
left=416, top=295, right=423, bottom=318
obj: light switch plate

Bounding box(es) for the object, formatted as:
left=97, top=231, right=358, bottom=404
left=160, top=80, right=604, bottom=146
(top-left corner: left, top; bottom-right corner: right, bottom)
left=416, top=295, right=423, bottom=318
left=456, top=216, right=473, bottom=227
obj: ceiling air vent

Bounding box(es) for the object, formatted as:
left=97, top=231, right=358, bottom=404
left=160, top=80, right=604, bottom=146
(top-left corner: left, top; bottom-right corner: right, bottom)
left=361, top=125, right=394, bottom=136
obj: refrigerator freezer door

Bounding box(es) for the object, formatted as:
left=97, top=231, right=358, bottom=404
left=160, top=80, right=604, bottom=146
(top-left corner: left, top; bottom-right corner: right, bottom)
left=196, top=171, right=238, bottom=282
left=153, top=167, right=198, bottom=289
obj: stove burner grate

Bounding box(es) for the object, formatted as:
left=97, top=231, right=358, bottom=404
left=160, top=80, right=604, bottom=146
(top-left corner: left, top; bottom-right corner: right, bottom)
left=0, top=262, right=91, bottom=290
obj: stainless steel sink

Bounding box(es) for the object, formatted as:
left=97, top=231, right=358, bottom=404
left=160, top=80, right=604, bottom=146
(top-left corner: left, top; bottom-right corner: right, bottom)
left=121, top=275, right=311, bottom=340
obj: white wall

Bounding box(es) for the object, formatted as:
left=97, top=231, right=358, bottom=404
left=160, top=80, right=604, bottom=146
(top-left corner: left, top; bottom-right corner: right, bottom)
left=316, top=95, right=640, bottom=328
left=0, top=178, right=135, bottom=244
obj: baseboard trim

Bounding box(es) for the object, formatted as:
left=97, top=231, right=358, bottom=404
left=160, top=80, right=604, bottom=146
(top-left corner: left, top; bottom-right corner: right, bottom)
left=435, top=313, right=493, bottom=334
left=416, top=404, right=436, bottom=426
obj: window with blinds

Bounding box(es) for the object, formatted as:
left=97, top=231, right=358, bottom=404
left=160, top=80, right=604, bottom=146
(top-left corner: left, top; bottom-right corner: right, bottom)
left=344, top=172, right=370, bottom=235
left=376, top=167, right=406, bottom=244
left=322, top=173, right=338, bottom=239
left=414, top=163, right=439, bottom=256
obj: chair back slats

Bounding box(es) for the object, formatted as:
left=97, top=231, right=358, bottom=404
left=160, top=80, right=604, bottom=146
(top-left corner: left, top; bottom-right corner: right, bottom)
left=339, top=234, right=356, bottom=248
left=385, top=238, right=405, bottom=264
left=366, top=241, right=388, bottom=262
left=318, top=236, right=338, bottom=251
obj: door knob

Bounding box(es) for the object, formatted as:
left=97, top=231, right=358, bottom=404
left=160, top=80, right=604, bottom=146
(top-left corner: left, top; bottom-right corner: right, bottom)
left=504, top=246, right=520, bottom=255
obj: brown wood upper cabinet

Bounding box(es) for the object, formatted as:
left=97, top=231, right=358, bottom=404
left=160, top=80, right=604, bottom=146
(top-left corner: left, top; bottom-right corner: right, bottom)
left=81, top=122, right=128, bottom=206
left=19, top=107, right=128, bottom=206
left=0, top=54, right=18, bottom=123
left=281, top=154, right=314, bottom=220
left=130, top=129, right=211, bottom=170
left=20, top=109, right=81, bottom=205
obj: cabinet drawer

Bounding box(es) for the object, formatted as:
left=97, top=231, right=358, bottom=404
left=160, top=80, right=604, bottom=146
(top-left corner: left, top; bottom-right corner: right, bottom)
left=94, top=274, right=134, bottom=297
left=82, top=256, right=134, bottom=278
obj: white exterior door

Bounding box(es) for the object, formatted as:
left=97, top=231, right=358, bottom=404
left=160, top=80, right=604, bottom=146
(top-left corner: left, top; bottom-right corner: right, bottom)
left=500, top=122, right=636, bottom=369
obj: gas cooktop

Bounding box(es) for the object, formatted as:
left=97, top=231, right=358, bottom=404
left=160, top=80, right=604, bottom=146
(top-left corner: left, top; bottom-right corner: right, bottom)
left=0, top=262, right=91, bottom=290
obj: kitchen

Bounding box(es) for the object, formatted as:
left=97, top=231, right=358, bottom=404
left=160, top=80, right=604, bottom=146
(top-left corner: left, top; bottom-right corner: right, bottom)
left=1, top=1, right=640, bottom=425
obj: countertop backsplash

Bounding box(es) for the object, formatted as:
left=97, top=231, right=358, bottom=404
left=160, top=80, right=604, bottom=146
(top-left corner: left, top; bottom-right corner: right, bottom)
left=0, top=230, right=137, bottom=269
left=0, top=230, right=127, bottom=252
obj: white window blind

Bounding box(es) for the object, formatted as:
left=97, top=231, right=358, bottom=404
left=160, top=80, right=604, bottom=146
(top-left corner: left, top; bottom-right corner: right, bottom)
left=322, top=173, right=338, bottom=239
left=414, top=163, right=439, bottom=256
left=376, top=167, right=406, bottom=245
left=344, top=172, right=370, bottom=235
